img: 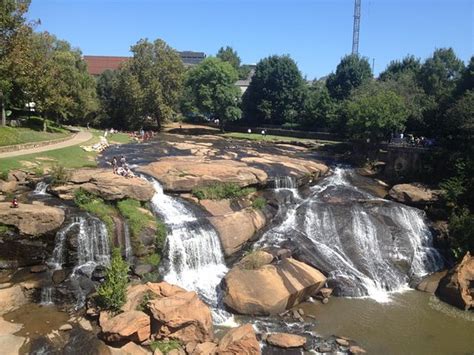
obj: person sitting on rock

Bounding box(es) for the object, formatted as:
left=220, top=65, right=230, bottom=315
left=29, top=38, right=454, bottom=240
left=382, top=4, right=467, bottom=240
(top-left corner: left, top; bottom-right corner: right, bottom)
left=11, top=196, right=19, bottom=208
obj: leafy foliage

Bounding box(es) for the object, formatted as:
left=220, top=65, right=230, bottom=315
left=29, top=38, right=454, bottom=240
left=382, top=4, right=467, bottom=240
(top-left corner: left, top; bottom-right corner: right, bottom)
left=252, top=197, right=266, bottom=210
left=242, top=55, right=305, bottom=125
left=185, top=57, right=241, bottom=131
left=150, top=339, right=182, bottom=354
left=192, top=183, right=255, bottom=200
left=49, top=164, right=70, bottom=186
left=97, top=248, right=129, bottom=311
left=448, top=209, right=474, bottom=258
left=326, top=54, right=372, bottom=101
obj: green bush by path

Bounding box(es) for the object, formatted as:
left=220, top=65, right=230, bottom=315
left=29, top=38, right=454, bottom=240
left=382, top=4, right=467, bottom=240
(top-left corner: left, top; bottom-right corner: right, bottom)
left=192, top=182, right=256, bottom=200
left=74, top=189, right=116, bottom=237
left=97, top=248, right=129, bottom=312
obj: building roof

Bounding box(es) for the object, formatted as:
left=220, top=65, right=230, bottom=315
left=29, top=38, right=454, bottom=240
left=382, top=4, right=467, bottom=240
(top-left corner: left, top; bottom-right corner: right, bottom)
left=84, top=51, right=206, bottom=76
left=83, top=55, right=129, bottom=76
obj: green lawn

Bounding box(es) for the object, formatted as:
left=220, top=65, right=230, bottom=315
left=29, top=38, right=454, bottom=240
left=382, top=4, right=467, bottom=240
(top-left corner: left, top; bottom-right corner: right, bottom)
left=0, top=126, right=70, bottom=147
left=0, top=130, right=131, bottom=175
left=221, top=131, right=341, bottom=145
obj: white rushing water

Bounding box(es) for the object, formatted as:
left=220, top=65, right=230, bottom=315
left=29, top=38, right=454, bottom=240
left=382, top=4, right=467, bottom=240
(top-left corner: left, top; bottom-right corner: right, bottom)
left=40, top=287, right=54, bottom=305
left=34, top=181, right=49, bottom=195
left=49, top=215, right=110, bottom=277
left=145, top=177, right=229, bottom=322
left=123, top=221, right=133, bottom=263
left=257, top=167, right=443, bottom=302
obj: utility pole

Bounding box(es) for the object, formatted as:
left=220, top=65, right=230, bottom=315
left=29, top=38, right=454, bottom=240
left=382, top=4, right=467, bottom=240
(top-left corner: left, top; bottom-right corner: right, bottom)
left=352, top=0, right=361, bottom=55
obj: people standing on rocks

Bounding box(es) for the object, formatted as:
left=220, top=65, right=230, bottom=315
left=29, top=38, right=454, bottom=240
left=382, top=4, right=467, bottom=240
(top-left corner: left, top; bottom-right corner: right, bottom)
left=120, top=155, right=126, bottom=167
left=111, top=156, right=118, bottom=174
left=11, top=196, right=18, bottom=208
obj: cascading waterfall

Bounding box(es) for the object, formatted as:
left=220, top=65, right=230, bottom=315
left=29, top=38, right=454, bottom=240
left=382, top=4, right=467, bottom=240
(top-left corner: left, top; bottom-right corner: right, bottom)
left=48, top=216, right=82, bottom=269
left=144, top=176, right=229, bottom=322
left=257, top=167, right=443, bottom=302
left=40, top=287, right=54, bottom=305
left=274, top=176, right=298, bottom=189
left=123, top=221, right=133, bottom=263
left=34, top=181, right=49, bottom=195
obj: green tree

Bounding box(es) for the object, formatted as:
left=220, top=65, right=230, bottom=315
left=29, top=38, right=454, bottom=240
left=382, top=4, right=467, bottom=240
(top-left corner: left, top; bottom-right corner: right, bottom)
left=115, top=38, right=184, bottom=130
left=300, top=82, right=337, bottom=130
left=97, top=248, right=129, bottom=311
left=242, top=55, right=305, bottom=125
left=185, top=57, right=241, bottom=131
left=216, top=46, right=241, bottom=70
left=418, top=48, right=464, bottom=100
left=0, top=0, right=32, bottom=126
left=379, top=55, right=421, bottom=81
left=326, top=54, right=372, bottom=101
left=456, top=56, right=474, bottom=95
left=344, top=82, right=408, bottom=141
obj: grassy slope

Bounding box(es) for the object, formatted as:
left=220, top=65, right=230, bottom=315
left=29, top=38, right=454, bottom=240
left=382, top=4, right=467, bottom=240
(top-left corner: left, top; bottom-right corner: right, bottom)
left=0, top=126, right=70, bottom=147
left=221, top=131, right=341, bottom=145
left=0, top=130, right=131, bottom=174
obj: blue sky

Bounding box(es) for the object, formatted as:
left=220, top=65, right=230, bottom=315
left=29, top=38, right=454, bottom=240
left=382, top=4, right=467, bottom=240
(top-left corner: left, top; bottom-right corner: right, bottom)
left=28, top=0, right=473, bottom=79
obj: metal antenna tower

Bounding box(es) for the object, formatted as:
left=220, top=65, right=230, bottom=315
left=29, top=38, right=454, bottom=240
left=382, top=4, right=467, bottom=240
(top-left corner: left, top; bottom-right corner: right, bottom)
left=352, top=0, right=361, bottom=55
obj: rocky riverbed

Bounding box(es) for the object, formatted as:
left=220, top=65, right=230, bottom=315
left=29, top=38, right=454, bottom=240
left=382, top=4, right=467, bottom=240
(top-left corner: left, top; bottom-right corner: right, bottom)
left=0, top=130, right=472, bottom=354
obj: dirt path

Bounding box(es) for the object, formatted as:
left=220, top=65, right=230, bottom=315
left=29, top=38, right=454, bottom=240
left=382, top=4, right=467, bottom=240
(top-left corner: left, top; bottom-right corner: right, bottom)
left=0, top=131, right=93, bottom=159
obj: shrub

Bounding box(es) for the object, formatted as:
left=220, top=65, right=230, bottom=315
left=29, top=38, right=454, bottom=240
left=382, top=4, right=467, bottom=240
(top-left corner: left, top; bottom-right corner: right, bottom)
left=155, top=220, right=167, bottom=252
left=136, top=290, right=156, bottom=311
left=150, top=339, right=182, bottom=354
left=145, top=253, right=161, bottom=266
left=50, top=164, right=70, bottom=186
left=0, top=171, right=8, bottom=181
left=448, top=209, right=474, bottom=259
left=252, top=197, right=266, bottom=210
left=0, top=224, right=11, bottom=235
left=97, top=248, right=129, bottom=311
left=240, top=250, right=270, bottom=270
left=117, top=199, right=154, bottom=237
left=192, top=183, right=256, bottom=200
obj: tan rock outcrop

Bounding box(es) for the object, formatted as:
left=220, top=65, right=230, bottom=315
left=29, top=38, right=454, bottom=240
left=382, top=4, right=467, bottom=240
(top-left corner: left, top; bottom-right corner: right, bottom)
left=216, top=324, right=260, bottom=355
left=224, top=258, right=326, bottom=315
left=416, top=271, right=448, bottom=294
left=436, top=252, right=474, bottom=310
left=266, top=333, right=306, bottom=348
left=192, top=342, right=217, bottom=355
left=99, top=311, right=151, bottom=343
left=0, top=203, right=65, bottom=236
left=108, top=342, right=152, bottom=355
left=389, top=183, right=440, bottom=206
left=139, top=158, right=268, bottom=192
left=0, top=285, right=27, bottom=316
left=50, top=168, right=155, bottom=201
left=147, top=289, right=213, bottom=344
left=209, top=208, right=266, bottom=256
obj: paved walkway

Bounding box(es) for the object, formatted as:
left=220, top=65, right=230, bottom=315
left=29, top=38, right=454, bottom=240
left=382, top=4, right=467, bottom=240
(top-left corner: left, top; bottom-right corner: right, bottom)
left=0, top=131, right=93, bottom=159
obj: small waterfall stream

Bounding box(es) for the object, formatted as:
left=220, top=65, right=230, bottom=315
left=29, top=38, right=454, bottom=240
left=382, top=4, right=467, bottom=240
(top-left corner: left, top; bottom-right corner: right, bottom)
left=144, top=177, right=229, bottom=322
left=257, top=168, right=444, bottom=302
left=34, top=181, right=49, bottom=195
left=123, top=221, right=133, bottom=263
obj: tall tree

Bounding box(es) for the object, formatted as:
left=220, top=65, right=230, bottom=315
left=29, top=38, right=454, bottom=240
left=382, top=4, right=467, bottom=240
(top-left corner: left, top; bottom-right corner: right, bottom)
left=242, top=55, right=305, bottom=125
left=326, top=54, right=372, bottom=101
left=216, top=46, right=241, bottom=70
left=300, top=82, right=337, bottom=130
left=0, top=0, right=32, bottom=126
left=379, top=55, right=421, bottom=81
left=344, top=82, right=408, bottom=141
left=119, top=38, right=184, bottom=130
left=456, top=56, right=474, bottom=95
left=418, top=48, right=464, bottom=100
left=185, top=57, right=241, bottom=131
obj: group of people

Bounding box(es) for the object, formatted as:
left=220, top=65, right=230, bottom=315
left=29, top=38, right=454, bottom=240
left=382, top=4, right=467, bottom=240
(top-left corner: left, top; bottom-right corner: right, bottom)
left=111, top=155, right=136, bottom=178
left=128, top=129, right=155, bottom=142
left=389, top=133, right=435, bottom=148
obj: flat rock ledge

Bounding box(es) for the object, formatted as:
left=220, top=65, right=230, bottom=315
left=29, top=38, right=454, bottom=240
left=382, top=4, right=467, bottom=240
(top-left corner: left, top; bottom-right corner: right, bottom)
left=50, top=168, right=155, bottom=201
left=0, top=202, right=65, bottom=235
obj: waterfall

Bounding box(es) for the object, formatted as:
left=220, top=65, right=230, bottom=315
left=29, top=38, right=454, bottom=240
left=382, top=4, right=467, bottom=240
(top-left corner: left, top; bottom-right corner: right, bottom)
left=123, top=221, right=133, bottom=263
left=274, top=176, right=298, bottom=189
left=34, top=181, right=49, bottom=195
left=144, top=176, right=229, bottom=322
left=40, top=287, right=54, bottom=305
left=258, top=167, right=443, bottom=302
left=48, top=216, right=82, bottom=269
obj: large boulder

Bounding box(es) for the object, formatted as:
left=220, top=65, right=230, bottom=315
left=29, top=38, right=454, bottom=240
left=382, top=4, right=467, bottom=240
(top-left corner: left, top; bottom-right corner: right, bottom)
left=223, top=258, right=326, bottom=315
left=388, top=183, right=440, bottom=206
left=0, top=203, right=64, bottom=236
left=99, top=310, right=151, bottom=343
left=0, top=285, right=27, bottom=316
left=216, top=324, right=260, bottom=355
left=436, top=252, right=474, bottom=310
left=147, top=288, right=214, bottom=344
left=138, top=158, right=268, bottom=192
left=208, top=209, right=266, bottom=256
left=266, top=333, right=306, bottom=348
left=416, top=270, right=448, bottom=294
left=50, top=169, right=155, bottom=201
